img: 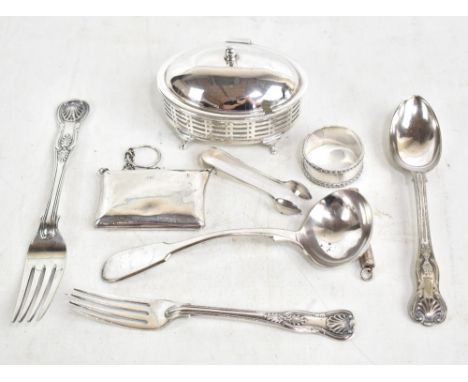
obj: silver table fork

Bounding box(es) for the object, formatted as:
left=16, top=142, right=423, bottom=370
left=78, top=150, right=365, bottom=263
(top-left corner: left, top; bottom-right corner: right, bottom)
left=69, top=289, right=355, bottom=340
left=12, top=100, right=89, bottom=323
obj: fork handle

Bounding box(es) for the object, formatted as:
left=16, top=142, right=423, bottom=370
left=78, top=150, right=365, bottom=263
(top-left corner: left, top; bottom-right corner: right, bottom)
left=40, top=120, right=80, bottom=238
left=168, top=305, right=354, bottom=340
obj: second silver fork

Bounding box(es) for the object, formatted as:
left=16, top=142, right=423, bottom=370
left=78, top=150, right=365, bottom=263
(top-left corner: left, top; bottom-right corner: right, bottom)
left=69, top=288, right=355, bottom=340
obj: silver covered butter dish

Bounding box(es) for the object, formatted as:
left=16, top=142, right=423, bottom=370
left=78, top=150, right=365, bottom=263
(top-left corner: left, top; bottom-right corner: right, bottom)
left=157, top=39, right=307, bottom=153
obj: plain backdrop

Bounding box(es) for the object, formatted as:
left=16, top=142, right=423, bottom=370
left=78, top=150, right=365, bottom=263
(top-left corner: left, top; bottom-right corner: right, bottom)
left=0, top=17, right=467, bottom=364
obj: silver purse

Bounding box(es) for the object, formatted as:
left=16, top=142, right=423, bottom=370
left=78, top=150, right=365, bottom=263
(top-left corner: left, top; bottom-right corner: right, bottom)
left=95, top=146, right=211, bottom=229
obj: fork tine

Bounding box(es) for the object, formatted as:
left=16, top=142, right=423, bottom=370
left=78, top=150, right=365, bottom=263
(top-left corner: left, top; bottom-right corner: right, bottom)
left=71, top=288, right=150, bottom=313
left=35, top=265, right=64, bottom=321
left=69, top=300, right=149, bottom=329
left=17, top=266, right=46, bottom=323
left=12, top=264, right=34, bottom=322
left=26, top=266, right=54, bottom=322
left=73, top=288, right=150, bottom=306
left=70, top=290, right=150, bottom=322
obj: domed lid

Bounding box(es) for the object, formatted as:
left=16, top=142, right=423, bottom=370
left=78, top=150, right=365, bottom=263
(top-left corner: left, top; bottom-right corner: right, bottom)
left=157, top=40, right=307, bottom=116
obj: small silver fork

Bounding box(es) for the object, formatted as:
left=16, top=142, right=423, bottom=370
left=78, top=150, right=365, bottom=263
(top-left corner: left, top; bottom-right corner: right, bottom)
left=69, top=288, right=355, bottom=340
left=12, top=100, right=89, bottom=323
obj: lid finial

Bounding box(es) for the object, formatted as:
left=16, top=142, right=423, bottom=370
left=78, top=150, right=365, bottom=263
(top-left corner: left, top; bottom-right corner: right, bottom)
left=224, top=47, right=237, bottom=66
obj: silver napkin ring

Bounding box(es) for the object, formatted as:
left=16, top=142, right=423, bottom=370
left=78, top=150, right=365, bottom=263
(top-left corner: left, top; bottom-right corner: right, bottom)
left=302, top=126, right=364, bottom=188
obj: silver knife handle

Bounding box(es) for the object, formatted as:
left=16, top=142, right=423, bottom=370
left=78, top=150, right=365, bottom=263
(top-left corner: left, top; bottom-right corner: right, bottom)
left=409, top=172, right=447, bottom=326
left=168, top=305, right=355, bottom=340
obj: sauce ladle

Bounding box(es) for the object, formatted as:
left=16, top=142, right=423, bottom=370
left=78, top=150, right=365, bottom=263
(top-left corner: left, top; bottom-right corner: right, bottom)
left=390, top=95, right=447, bottom=326
left=102, top=189, right=373, bottom=282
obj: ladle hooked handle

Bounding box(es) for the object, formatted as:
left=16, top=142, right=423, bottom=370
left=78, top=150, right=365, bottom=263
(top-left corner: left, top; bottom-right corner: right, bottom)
left=102, top=228, right=297, bottom=282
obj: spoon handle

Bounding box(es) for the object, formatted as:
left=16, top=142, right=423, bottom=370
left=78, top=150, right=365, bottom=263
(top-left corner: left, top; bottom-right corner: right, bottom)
left=410, top=172, right=447, bottom=326
left=167, top=305, right=354, bottom=340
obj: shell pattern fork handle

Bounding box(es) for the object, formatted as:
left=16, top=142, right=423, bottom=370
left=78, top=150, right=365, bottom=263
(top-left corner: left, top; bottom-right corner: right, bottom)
left=40, top=100, right=89, bottom=237
left=168, top=305, right=354, bottom=340
left=69, top=289, right=354, bottom=340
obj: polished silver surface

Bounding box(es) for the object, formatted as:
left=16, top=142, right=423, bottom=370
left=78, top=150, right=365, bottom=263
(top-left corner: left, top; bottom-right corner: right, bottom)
left=302, top=126, right=364, bottom=188
left=95, top=146, right=211, bottom=229
left=390, top=95, right=447, bottom=326
left=12, top=99, right=89, bottom=322
left=102, top=189, right=373, bottom=282
left=169, top=65, right=297, bottom=113
left=200, top=147, right=311, bottom=215
left=157, top=40, right=307, bottom=153
left=70, top=288, right=355, bottom=340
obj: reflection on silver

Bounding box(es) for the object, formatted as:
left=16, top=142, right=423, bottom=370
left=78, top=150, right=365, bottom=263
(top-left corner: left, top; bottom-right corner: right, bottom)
left=390, top=95, right=447, bottom=326
left=200, top=147, right=311, bottom=215
left=157, top=40, right=307, bottom=153
left=101, top=189, right=373, bottom=282
left=170, top=67, right=296, bottom=112
left=70, top=288, right=355, bottom=340
left=302, top=126, right=364, bottom=188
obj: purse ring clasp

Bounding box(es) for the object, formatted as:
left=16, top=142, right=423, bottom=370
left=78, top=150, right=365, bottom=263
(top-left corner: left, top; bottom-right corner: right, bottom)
left=124, top=145, right=162, bottom=170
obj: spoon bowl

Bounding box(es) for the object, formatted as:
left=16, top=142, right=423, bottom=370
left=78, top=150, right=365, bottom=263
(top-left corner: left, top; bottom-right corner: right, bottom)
left=274, top=197, right=302, bottom=215
left=390, top=95, right=441, bottom=172
left=282, top=180, right=312, bottom=200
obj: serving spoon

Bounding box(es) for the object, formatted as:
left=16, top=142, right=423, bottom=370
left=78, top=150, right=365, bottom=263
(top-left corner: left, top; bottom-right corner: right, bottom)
left=102, top=189, right=373, bottom=282
left=390, top=95, right=447, bottom=326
